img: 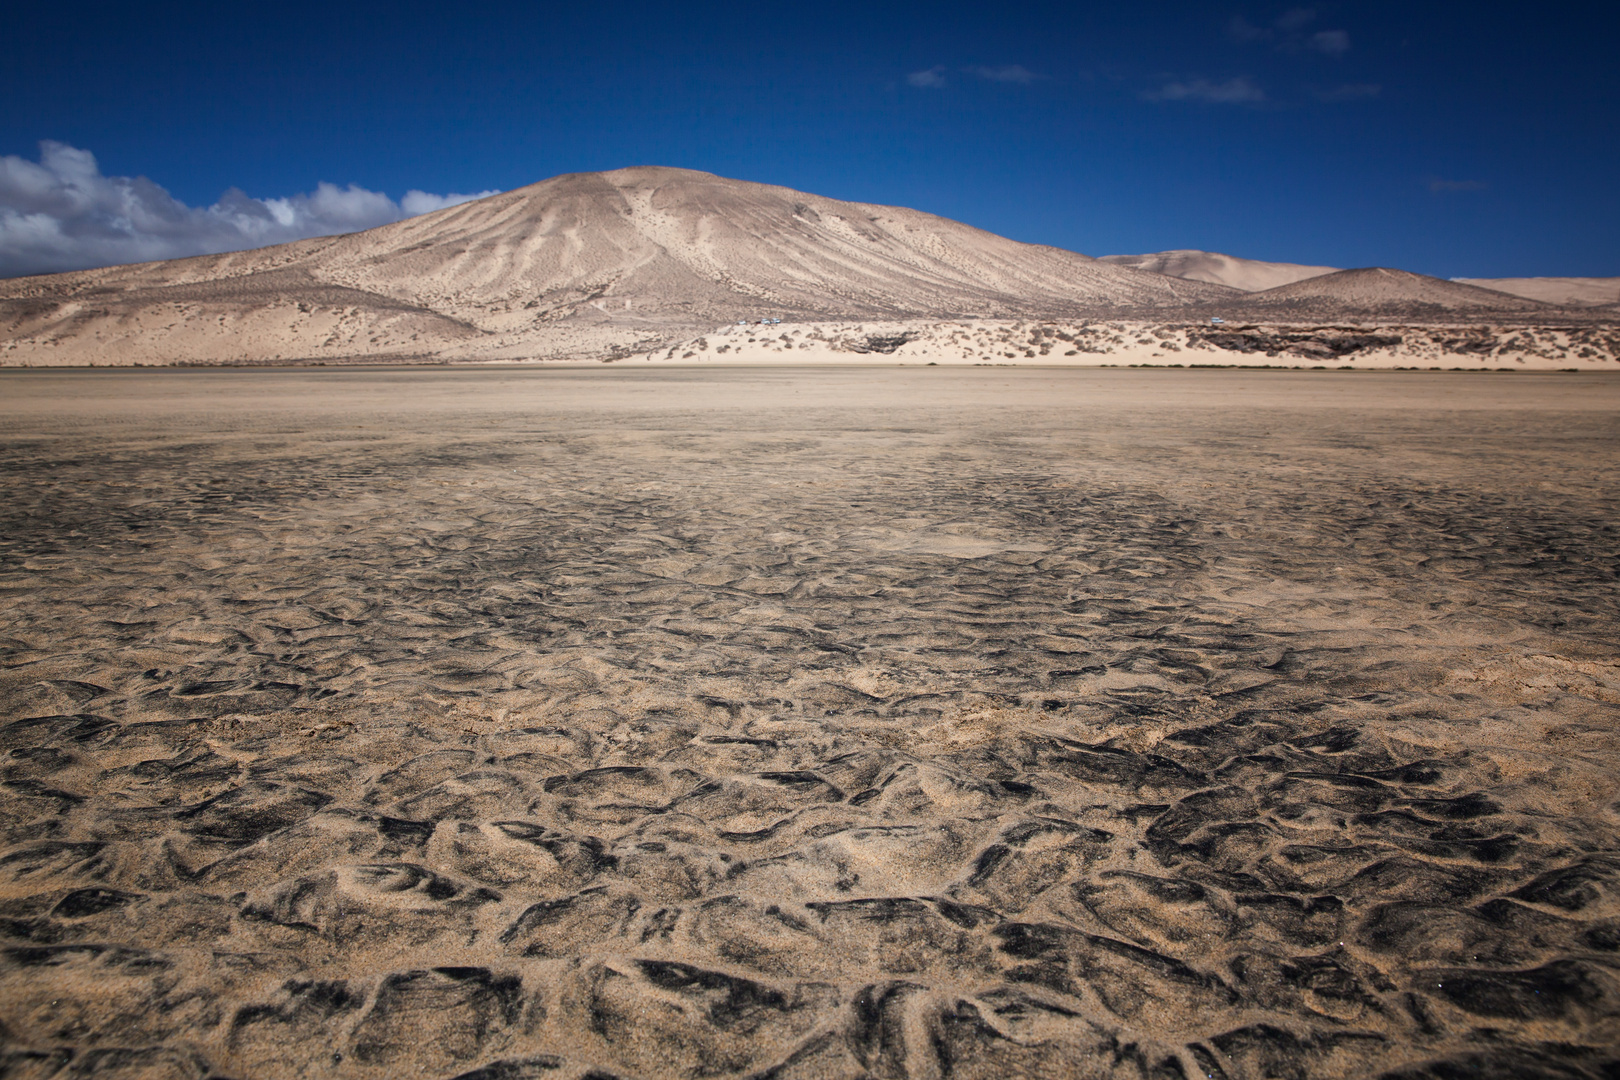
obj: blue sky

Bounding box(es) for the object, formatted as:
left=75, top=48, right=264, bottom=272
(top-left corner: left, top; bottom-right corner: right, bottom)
left=3, top=0, right=1615, bottom=278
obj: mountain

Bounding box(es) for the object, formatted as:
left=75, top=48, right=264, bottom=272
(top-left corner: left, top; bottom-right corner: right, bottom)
left=1453, top=277, right=1620, bottom=308
left=0, top=167, right=1237, bottom=365
left=1097, top=249, right=1340, bottom=292
left=3, top=170, right=1599, bottom=368
left=1237, top=267, right=1552, bottom=315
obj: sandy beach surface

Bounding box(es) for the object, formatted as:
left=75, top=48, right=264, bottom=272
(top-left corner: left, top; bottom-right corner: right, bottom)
left=2, top=366, right=1618, bottom=1079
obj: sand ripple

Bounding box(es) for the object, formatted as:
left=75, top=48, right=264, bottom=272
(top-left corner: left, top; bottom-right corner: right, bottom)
left=2, top=368, right=1618, bottom=1078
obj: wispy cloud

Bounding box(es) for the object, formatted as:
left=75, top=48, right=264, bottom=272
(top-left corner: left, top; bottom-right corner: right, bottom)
left=1308, top=29, right=1351, bottom=54
left=1144, top=76, right=1265, bottom=104
left=1276, top=8, right=1316, bottom=32
left=1230, top=9, right=1351, bottom=54
left=965, top=64, right=1040, bottom=84
left=906, top=66, right=947, bottom=88
left=1227, top=15, right=1270, bottom=42
left=1316, top=82, right=1381, bottom=101
left=1428, top=177, right=1488, bottom=192
left=0, top=141, right=497, bottom=278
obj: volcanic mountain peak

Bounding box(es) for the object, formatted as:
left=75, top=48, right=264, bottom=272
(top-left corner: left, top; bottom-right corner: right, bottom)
left=1098, top=249, right=1340, bottom=292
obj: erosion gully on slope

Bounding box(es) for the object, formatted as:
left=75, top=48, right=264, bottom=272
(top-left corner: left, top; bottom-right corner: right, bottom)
left=0, top=369, right=1617, bottom=1080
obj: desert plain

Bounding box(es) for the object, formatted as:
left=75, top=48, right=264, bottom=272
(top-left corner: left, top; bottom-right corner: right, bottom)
left=1, top=364, right=1618, bottom=1079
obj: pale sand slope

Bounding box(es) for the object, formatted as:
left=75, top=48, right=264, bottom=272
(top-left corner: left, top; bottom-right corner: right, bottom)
left=628, top=319, right=1620, bottom=369
left=1456, top=277, right=1620, bottom=308
left=0, top=167, right=1238, bottom=367
left=1098, top=249, right=1341, bottom=291
left=2, top=368, right=1618, bottom=1079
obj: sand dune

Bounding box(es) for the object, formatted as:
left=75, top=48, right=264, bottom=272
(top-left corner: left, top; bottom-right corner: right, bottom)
left=1098, top=249, right=1341, bottom=292
left=1456, top=276, right=1620, bottom=308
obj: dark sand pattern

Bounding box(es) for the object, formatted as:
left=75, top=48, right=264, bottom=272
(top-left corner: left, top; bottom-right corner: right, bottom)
left=1, top=367, right=1618, bottom=1079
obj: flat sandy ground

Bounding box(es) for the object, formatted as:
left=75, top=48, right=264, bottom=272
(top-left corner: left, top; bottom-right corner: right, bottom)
left=1, top=367, right=1618, bottom=1080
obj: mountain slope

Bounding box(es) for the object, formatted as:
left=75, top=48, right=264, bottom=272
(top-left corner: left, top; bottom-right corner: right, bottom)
left=317, top=168, right=1240, bottom=321
left=1454, top=276, right=1620, bottom=308
left=1098, top=249, right=1340, bottom=292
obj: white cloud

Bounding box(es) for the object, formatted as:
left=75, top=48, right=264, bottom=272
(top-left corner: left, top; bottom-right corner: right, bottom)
left=965, top=64, right=1040, bottom=84
left=907, top=66, right=947, bottom=88
left=259, top=182, right=401, bottom=234
left=1309, top=29, right=1351, bottom=54
left=0, top=141, right=499, bottom=278
left=400, top=189, right=494, bottom=215
left=1144, top=77, right=1265, bottom=104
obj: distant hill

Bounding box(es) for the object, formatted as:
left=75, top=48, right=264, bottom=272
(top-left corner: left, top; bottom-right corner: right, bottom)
left=1454, top=277, right=1620, bottom=308
left=1097, top=249, right=1340, bottom=292
left=1238, top=267, right=1551, bottom=315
